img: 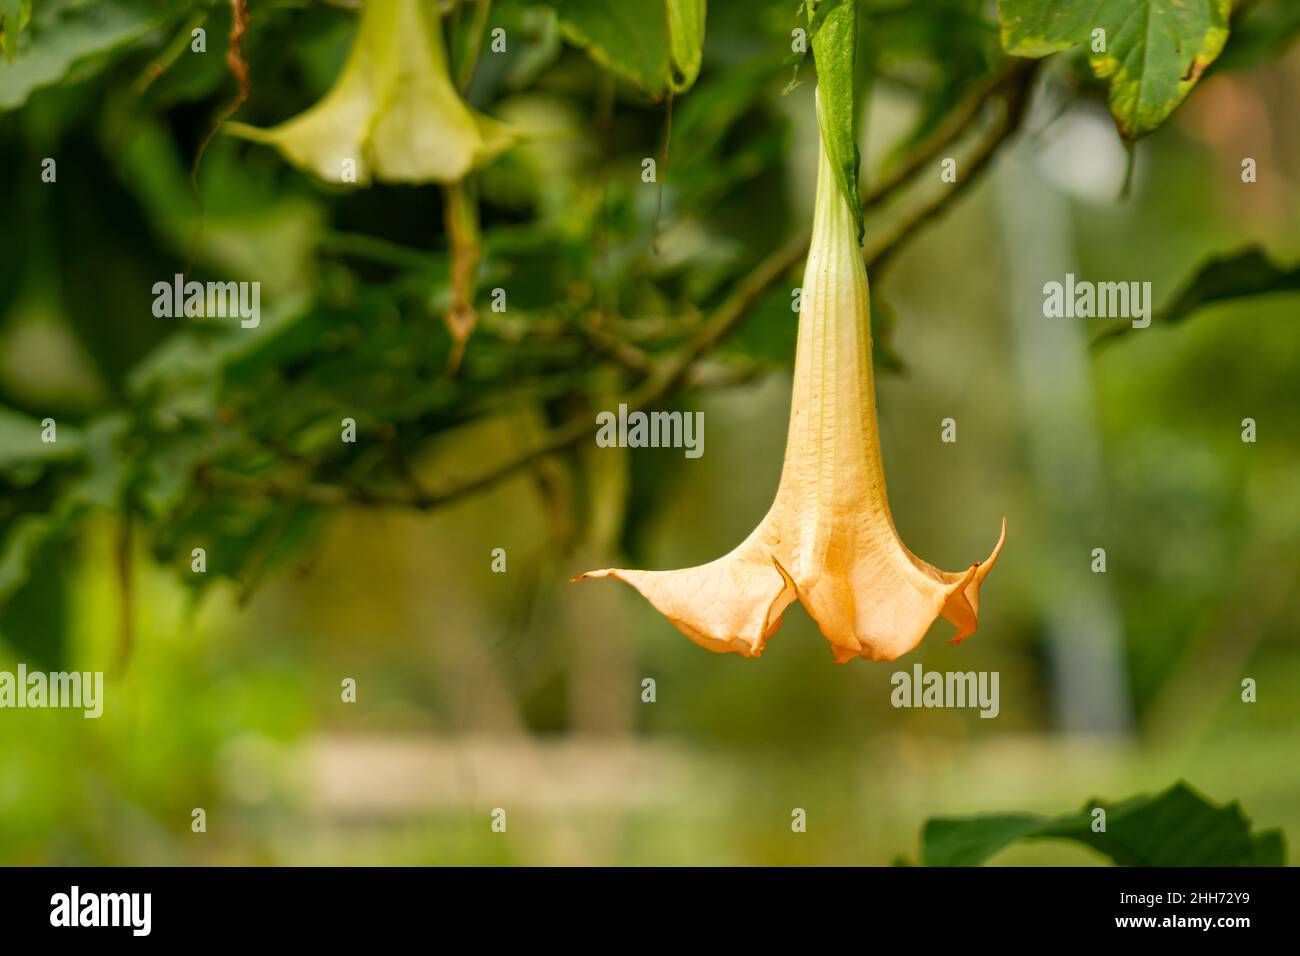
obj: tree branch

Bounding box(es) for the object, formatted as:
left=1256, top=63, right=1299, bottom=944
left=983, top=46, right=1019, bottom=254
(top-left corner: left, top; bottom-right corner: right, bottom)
left=866, top=59, right=1038, bottom=275
left=864, top=59, right=1033, bottom=212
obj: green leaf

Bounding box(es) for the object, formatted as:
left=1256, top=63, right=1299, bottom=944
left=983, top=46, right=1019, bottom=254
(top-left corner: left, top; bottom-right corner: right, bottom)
left=1158, top=245, right=1300, bottom=321
left=547, top=0, right=707, bottom=95
left=666, top=0, right=705, bottom=92
left=924, top=813, right=1047, bottom=867
left=0, top=514, right=55, bottom=605
left=0, top=0, right=159, bottom=111
left=0, top=525, right=69, bottom=669
left=1249, top=828, right=1287, bottom=867
left=0, top=0, right=32, bottom=60
left=997, top=0, right=1232, bottom=139
left=0, top=407, right=83, bottom=475
left=809, top=0, right=863, bottom=243
left=1094, top=245, right=1300, bottom=346
left=923, top=781, right=1287, bottom=866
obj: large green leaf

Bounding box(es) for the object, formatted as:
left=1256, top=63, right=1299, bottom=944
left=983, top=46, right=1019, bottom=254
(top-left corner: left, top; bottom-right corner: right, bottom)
left=997, top=0, right=1232, bottom=139
left=923, top=781, right=1286, bottom=866
left=809, top=0, right=862, bottom=243
left=547, top=0, right=707, bottom=95
left=1094, top=245, right=1300, bottom=346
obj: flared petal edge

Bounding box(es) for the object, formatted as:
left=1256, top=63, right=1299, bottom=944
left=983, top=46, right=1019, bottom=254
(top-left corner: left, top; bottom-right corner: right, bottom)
left=573, top=537, right=798, bottom=658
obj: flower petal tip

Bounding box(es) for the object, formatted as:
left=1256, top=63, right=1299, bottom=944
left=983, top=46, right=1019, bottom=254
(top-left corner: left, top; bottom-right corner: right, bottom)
left=938, top=517, right=1008, bottom=646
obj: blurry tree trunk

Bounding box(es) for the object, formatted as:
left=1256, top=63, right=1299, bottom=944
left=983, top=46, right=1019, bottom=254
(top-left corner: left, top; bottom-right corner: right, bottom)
left=994, top=146, right=1133, bottom=737
left=566, top=438, right=637, bottom=736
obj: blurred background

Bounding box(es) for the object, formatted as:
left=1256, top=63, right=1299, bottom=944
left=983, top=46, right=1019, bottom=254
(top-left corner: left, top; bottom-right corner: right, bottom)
left=0, top=0, right=1298, bottom=865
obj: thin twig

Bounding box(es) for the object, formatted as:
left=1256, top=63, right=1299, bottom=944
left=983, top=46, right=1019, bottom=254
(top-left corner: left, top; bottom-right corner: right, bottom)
left=867, top=60, right=1038, bottom=275
left=864, top=60, right=1033, bottom=211
left=455, top=0, right=493, bottom=93
left=577, top=313, right=653, bottom=374
left=442, top=179, right=482, bottom=375
left=186, top=0, right=250, bottom=276
left=134, top=11, right=209, bottom=95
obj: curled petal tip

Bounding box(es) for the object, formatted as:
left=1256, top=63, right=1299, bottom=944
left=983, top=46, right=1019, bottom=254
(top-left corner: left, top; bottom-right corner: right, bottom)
left=991, top=516, right=1008, bottom=563
left=940, top=518, right=1007, bottom=645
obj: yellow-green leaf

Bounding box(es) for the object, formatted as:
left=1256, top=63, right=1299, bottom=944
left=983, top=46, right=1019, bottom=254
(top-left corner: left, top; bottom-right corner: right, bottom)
left=667, top=0, right=705, bottom=92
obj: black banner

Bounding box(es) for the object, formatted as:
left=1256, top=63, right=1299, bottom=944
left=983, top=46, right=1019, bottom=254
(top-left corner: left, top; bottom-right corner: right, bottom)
left=0, top=866, right=1292, bottom=942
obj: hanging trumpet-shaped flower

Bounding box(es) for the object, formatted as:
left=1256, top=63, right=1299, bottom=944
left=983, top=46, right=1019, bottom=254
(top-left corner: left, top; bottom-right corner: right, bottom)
left=575, top=105, right=1005, bottom=664
left=226, top=0, right=512, bottom=185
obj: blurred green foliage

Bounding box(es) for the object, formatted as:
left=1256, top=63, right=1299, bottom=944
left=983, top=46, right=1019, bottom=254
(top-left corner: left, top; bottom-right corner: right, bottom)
left=0, top=0, right=1298, bottom=865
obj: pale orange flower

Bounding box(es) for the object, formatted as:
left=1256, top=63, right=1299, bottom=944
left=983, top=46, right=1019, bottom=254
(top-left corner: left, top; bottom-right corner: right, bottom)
left=575, top=104, right=1005, bottom=663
